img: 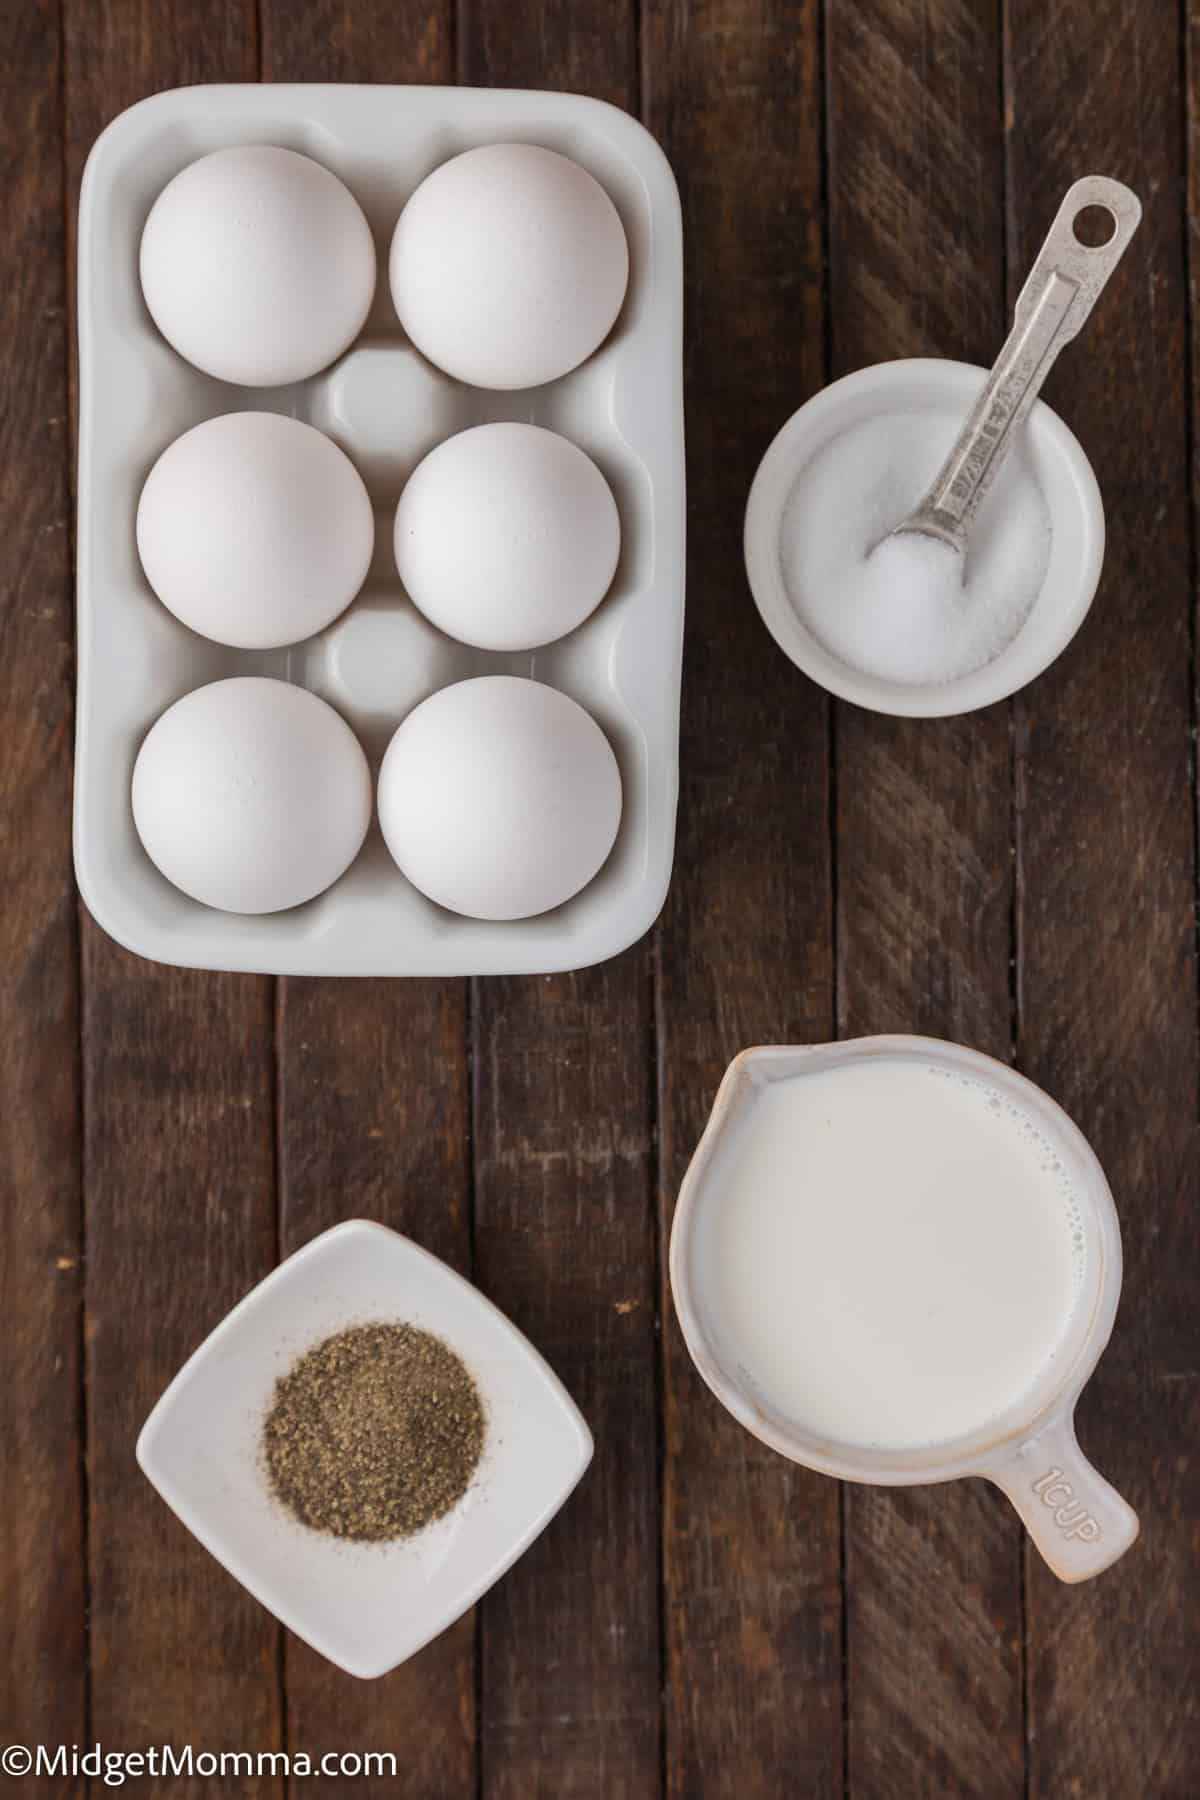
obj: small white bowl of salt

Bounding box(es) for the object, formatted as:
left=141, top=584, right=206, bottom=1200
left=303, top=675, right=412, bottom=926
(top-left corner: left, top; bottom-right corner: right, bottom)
left=745, top=179, right=1139, bottom=718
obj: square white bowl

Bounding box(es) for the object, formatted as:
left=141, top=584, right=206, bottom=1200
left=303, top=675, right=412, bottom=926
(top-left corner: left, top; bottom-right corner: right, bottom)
left=75, top=83, right=685, bottom=976
left=136, top=1220, right=593, bottom=1679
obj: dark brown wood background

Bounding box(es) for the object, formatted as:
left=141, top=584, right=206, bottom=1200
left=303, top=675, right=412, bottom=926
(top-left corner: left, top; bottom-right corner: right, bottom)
left=2, top=0, right=1197, bottom=1794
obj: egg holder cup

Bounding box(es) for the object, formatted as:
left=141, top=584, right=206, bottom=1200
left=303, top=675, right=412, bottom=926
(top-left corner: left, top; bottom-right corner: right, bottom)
left=75, top=84, right=684, bottom=976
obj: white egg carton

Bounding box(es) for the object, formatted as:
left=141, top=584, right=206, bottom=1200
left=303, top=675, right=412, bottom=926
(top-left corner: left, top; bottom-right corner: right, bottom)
left=75, top=84, right=684, bottom=976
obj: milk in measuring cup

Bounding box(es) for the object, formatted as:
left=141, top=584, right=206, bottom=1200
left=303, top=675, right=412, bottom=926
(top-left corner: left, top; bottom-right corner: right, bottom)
left=696, top=1058, right=1089, bottom=1451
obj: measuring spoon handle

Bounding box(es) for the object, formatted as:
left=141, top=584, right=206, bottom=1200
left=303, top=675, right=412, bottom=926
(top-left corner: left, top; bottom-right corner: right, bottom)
left=908, top=176, right=1141, bottom=550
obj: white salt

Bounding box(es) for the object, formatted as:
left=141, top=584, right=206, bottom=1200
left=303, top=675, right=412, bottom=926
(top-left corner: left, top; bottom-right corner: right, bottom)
left=778, top=409, right=1053, bottom=686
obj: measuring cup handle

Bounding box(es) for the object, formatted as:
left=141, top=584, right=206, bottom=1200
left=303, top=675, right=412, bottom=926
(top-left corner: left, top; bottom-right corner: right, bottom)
left=980, top=1412, right=1139, bottom=1582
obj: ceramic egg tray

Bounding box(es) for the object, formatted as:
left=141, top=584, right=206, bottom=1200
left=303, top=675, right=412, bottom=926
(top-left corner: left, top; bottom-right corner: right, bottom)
left=75, top=84, right=684, bottom=976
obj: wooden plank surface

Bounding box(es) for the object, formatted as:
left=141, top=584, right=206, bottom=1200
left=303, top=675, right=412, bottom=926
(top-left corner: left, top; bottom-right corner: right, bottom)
left=4, top=2, right=1197, bottom=1794
left=643, top=3, right=844, bottom=1795
left=460, top=12, right=662, bottom=1798
left=0, top=0, right=86, bottom=1786
left=825, top=5, right=1026, bottom=1796
left=272, top=977, right=474, bottom=1798
left=63, top=6, right=284, bottom=1794
left=258, top=7, right=476, bottom=1796
left=1007, top=2, right=1200, bottom=1796
left=471, top=960, right=660, bottom=1799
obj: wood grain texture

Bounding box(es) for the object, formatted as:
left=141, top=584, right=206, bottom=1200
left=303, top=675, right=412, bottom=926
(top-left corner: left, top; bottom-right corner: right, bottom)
left=1008, top=2, right=1200, bottom=1795
left=0, top=0, right=85, bottom=1783
left=64, top=6, right=283, bottom=1794
left=825, top=5, right=1026, bottom=1795
left=273, top=980, right=473, bottom=1798
left=472, top=961, right=660, bottom=1799
left=643, top=2, right=843, bottom=1794
left=461, top=13, right=662, bottom=1797
left=260, top=0, right=452, bottom=84
left=258, top=5, right=474, bottom=1794
left=4, top=4, right=1195, bottom=1793
left=457, top=0, right=638, bottom=94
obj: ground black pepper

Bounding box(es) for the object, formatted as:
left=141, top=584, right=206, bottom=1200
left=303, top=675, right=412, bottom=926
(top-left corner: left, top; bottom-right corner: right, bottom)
left=263, top=1322, right=485, bottom=1542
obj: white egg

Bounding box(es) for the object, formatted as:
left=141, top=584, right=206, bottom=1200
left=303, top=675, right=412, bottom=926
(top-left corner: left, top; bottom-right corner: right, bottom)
left=140, top=146, right=376, bottom=386
left=389, top=143, right=629, bottom=390
left=137, top=413, right=374, bottom=650
left=378, top=677, right=622, bottom=920
left=395, top=424, right=620, bottom=651
left=133, top=678, right=372, bottom=914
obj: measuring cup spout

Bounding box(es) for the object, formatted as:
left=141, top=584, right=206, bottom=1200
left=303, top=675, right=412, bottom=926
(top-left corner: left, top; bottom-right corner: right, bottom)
left=980, top=1410, right=1139, bottom=1582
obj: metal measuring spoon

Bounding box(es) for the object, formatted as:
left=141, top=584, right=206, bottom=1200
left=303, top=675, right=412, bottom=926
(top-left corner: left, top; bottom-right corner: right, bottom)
left=887, top=175, right=1141, bottom=557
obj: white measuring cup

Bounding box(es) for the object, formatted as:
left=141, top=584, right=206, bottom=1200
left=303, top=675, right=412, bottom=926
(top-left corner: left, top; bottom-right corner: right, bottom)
left=669, top=1036, right=1139, bottom=1581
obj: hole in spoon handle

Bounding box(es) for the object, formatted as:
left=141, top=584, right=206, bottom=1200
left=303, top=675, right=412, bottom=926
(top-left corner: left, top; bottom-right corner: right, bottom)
left=981, top=1411, right=1139, bottom=1583
left=1014, top=176, right=1143, bottom=339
